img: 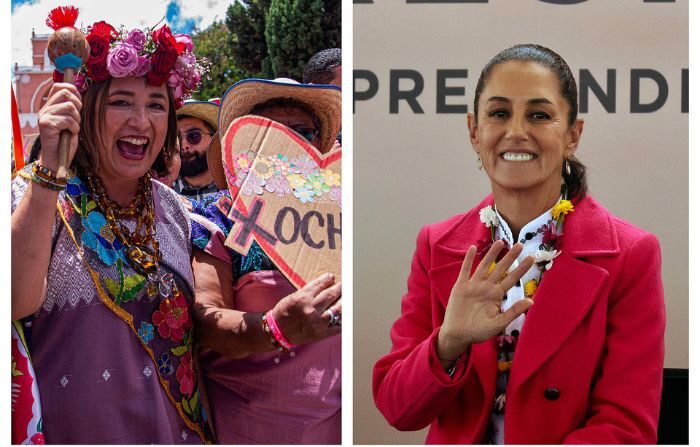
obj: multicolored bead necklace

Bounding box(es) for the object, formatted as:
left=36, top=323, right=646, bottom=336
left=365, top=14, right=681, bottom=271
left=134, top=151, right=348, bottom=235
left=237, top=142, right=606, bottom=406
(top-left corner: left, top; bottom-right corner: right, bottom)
left=85, top=171, right=177, bottom=301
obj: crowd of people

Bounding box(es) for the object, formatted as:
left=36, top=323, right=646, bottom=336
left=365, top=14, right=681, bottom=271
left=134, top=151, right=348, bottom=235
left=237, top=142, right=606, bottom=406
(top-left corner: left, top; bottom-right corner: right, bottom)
left=11, top=9, right=343, bottom=444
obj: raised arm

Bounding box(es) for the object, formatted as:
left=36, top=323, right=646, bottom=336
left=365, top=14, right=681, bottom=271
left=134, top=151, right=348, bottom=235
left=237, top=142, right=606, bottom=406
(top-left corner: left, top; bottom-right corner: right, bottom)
left=12, top=83, right=81, bottom=320
left=373, top=229, right=533, bottom=430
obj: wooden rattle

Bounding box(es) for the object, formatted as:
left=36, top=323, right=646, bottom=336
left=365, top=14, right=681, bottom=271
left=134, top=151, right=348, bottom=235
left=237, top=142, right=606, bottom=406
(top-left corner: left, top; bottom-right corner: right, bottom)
left=46, top=6, right=89, bottom=180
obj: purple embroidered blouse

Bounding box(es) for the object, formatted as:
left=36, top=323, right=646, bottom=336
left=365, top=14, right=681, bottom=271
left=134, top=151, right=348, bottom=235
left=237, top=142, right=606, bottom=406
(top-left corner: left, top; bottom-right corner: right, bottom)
left=11, top=171, right=212, bottom=444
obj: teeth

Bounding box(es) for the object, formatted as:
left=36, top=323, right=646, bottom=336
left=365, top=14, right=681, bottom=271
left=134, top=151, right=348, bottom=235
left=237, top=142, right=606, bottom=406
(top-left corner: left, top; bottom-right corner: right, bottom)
left=502, top=152, right=534, bottom=161
left=119, top=137, right=148, bottom=145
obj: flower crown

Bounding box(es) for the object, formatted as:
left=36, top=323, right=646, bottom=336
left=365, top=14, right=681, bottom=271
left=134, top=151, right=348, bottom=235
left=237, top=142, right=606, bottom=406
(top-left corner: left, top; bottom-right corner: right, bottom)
left=47, top=6, right=206, bottom=108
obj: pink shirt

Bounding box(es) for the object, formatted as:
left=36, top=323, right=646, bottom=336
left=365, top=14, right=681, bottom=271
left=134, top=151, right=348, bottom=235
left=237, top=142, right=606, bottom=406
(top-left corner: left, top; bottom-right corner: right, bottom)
left=198, top=270, right=341, bottom=444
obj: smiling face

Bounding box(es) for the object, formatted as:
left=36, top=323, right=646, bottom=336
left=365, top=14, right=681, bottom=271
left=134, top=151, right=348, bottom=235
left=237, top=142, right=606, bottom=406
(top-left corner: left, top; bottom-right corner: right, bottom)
left=95, top=76, right=169, bottom=186
left=468, top=61, right=583, bottom=202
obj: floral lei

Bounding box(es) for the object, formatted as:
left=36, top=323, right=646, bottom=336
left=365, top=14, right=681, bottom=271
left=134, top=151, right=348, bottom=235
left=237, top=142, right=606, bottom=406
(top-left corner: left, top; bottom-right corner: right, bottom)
left=479, top=194, right=574, bottom=417
left=47, top=6, right=207, bottom=108
left=479, top=197, right=574, bottom=299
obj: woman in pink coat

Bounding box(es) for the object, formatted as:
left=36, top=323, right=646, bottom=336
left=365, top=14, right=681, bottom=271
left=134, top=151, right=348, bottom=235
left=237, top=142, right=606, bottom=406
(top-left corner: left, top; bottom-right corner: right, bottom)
left=373, top=44, right=665, bottom=444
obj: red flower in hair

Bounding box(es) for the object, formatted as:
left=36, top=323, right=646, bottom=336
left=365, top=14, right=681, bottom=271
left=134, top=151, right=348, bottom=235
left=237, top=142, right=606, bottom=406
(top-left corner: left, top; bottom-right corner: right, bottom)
left=87, top=61, right=110, bottom=82
left=152, top=25, right=184, bottom=55
left=147, top=49, right=179, bottom=86
left=86, top=33, right=110, bottom=65
left=89, top=21, right=118, bottom=41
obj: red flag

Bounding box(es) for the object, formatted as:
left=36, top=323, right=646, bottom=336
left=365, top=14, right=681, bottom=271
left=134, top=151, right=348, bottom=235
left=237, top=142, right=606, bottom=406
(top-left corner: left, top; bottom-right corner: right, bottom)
left=11, top=86, right=25, bottom=172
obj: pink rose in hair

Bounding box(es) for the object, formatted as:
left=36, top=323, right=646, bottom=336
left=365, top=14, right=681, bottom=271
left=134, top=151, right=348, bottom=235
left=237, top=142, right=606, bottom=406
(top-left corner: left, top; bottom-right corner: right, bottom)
left=125, top=29, right=147, bottom=51
left=174, top=33, right=194, bottom=52
left=107, top=43, right=139, bottom=77
left=131, top=55, right=151, bottom=77
left=167, top=71, right=181, bottom=88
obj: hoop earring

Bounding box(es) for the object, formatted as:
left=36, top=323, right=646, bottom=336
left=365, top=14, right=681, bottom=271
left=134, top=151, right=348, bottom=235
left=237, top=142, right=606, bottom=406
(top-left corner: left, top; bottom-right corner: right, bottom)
left=477, top=153, right=483, bottom=171
left=565, top=158, right=571, bottom=176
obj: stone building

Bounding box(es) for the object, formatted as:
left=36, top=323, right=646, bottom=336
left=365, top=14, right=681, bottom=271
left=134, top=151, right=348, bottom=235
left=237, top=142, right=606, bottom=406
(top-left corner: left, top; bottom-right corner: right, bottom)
left=13, top=30, right=53, bottom=158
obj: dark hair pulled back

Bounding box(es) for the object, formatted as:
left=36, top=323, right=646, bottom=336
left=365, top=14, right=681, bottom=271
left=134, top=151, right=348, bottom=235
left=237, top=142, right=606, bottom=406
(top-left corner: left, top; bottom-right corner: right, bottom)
left=473, top=44, right=587, bottom=200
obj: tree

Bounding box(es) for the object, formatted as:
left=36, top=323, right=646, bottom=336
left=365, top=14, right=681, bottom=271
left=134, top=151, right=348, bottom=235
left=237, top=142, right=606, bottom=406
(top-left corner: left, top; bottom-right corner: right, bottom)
left=320, top=0, right=341, bottom=48
left=265, top=0, right=325, bottom=80
left=225, top=0, right=273, bottom=78
left=192, top=21, right=246, bottom=99
left=221, top=0, right=341, bottom=81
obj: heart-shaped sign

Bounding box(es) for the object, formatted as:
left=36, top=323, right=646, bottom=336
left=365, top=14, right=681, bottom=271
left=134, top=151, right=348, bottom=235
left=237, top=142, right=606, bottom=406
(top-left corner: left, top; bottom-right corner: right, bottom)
left=221, top=115, right=341, bottom=289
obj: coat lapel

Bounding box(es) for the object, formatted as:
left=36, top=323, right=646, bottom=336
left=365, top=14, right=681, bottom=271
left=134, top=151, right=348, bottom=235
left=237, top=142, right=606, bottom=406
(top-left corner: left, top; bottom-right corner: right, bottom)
left=430, top=195, right=620, bottom=392
left=507, top=250, right=609, bottom=389
left=510, top=195, right=620, bottom=388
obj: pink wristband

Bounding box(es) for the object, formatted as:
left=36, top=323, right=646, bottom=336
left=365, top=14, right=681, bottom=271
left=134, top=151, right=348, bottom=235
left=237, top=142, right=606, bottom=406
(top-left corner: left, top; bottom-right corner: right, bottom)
left=264, top=311, right=295, bottom=350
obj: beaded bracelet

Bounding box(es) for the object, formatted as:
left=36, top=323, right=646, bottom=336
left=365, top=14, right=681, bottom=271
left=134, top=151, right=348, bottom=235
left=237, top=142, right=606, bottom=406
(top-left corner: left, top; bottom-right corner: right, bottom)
left=263, top=311, right=295, bottom=350
left=31, top=163, right=67, bottom=190
left=32, top=163, right=66, bottom=184
left=30, top=173, right=66, bottom=191
left=261, top=313, right=286, bottom=352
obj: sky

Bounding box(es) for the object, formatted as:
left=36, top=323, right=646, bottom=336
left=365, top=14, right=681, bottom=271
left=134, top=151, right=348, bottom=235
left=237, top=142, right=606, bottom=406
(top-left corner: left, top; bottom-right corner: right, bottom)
left=11, top=0, right=229, bottom=69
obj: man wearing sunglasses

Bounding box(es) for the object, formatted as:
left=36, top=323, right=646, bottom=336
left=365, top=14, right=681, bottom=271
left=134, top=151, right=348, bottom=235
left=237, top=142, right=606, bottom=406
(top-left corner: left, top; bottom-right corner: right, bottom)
left=174, top=99, right=223, bottom=202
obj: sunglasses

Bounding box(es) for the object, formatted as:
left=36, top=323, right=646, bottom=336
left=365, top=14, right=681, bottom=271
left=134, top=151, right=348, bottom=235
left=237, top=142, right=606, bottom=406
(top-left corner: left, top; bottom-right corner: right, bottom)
left=289, top=125, right=318, bottom=143
left=179, top=129, right=213, bottom=146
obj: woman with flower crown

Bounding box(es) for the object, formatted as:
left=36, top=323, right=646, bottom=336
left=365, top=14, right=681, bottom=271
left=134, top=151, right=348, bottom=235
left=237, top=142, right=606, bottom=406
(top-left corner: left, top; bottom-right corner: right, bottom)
left=11, top=7, right=213, bottom=443
left=373, top=44, right=665, bottom=444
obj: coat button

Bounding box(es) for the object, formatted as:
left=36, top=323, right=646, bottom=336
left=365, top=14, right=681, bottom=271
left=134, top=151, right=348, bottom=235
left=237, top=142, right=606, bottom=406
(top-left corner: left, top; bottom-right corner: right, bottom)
left=544, top=387, right=560, bottom=400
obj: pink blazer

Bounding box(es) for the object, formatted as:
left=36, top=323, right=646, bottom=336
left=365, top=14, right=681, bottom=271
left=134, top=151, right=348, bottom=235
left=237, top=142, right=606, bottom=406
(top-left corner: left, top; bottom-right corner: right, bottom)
left=373, top=195, right=665, bottom=444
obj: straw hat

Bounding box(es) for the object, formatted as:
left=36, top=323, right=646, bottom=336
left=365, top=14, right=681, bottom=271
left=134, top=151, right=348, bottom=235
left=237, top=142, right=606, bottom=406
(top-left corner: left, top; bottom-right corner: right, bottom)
left=208, top=78, right=341, bottom=190
left=176, top=98, right=221, bottom=132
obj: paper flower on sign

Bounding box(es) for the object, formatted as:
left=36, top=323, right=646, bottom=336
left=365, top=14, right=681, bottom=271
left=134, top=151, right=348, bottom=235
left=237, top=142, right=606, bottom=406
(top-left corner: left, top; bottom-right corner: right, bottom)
left=533, top=249, right=560, bottom=270
left=479, top=205, right=499, bottom=228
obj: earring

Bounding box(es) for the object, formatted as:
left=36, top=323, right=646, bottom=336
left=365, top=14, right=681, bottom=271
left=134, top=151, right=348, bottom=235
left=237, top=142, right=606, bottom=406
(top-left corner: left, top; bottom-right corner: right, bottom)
left=565, top=158, right=571, bottom=176
left=477, top=153, right=483, bottom=171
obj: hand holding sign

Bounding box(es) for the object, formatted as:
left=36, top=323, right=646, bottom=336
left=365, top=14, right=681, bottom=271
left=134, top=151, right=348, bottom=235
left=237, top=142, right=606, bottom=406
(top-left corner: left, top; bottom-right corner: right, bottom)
left=269, top=272, right=342, bottom=345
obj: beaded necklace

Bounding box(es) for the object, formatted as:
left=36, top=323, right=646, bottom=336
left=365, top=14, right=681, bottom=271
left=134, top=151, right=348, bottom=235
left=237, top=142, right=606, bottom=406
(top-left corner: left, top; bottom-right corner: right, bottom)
left=85, top=171, right=177, bottom=301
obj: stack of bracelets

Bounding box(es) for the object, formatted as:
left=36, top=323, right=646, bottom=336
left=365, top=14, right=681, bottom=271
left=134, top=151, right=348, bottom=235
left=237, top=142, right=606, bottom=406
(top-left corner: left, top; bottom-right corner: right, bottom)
left=262, top=311, right=295, bottom=352
left=31, top=163, right=68, bottom=191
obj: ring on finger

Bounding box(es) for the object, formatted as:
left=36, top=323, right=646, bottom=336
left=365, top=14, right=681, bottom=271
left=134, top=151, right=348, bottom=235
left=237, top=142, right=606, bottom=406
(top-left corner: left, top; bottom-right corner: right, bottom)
left=325, top=309, right=341, bottom=327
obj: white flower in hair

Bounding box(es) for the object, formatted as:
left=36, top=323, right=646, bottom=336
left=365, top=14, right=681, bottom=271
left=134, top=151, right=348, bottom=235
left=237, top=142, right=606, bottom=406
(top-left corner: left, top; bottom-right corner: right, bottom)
left=479, top=205, right=499, bottom=228
left=534, top=249, right=561, bottom=270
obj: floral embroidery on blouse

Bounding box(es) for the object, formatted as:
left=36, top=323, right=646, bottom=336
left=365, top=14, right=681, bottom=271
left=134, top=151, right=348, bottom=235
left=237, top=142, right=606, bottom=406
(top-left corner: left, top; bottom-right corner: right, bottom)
left=137, top=321, right=155, bottom=343
left=152, top=291, right=192, bottom=343
left=58, top=172, right=213, bottom=442
left=158, top=353, right=174, bottom=376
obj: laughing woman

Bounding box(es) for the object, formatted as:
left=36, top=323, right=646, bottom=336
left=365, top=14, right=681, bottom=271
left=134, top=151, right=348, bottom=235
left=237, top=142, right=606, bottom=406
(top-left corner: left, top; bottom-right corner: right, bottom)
left=11, top=13, right=213, bottom=444
left=373, top=44, right=665, bottom=444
